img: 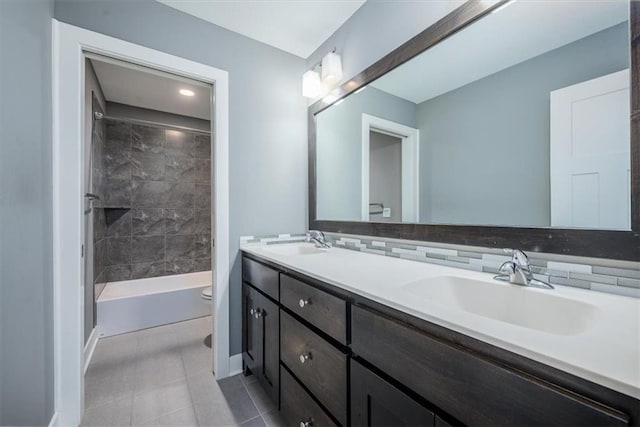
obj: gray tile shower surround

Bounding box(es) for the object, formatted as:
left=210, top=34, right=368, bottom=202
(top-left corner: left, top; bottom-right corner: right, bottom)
left=81, top=316, right=285, bottom=427
left=93, top=120, right=212, bottom=283
left=241, top=233, right=640, bottom=298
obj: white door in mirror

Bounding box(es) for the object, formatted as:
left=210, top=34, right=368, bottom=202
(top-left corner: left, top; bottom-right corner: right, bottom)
left=550, top=69, right=630, bottom=230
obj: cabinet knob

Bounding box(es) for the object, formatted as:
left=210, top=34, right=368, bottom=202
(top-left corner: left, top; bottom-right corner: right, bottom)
left=249, top=308, right=255, bottom=316
left=300, top=419, right=313, bottom=427
left=298, top=298, right=311, bottom=308
left=299, top=352, right=311, bottom=364
left=253, top=309, right=263, bottom=319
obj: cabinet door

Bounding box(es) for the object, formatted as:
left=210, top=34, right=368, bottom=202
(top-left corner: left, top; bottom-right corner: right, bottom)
left=256, top=293, right=279, bottom=406
left=242, top=283, right=262, bottom=374
left=351, top=359, right=435, bottom=427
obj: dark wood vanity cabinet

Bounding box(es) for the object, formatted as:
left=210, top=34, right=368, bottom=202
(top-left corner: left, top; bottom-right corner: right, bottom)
left=241, top=253, right=637, bottom=427
left=241, top=258, right=279, bottom=406
left=351, top=359, right=436, bottom=427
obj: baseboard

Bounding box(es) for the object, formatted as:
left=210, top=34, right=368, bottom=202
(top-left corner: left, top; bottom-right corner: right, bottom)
left=229, top=353, right=243, bottom=376
left=48, top=412, right=59, bottom=427
left=84, top=327, right=99, bottom=374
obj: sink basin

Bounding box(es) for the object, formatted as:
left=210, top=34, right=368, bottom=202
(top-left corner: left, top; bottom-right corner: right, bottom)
left=401, top=276, right=599, bottom=336
left=262, top=244, right=328, bottom=256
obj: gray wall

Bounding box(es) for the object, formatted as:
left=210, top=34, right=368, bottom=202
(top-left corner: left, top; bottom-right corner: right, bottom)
left=107, top=101, right=210, bottom=133
left=0, top=0, right=55, bottom=425
left=307, top=0, right=464, bottom=92
left=55, top=0, right=308, bottom=355
left=369, top=132, right=402, bottom=222
left=417, top=22, right=629, bottom=226
left=316, top=87, right=416, bottom=220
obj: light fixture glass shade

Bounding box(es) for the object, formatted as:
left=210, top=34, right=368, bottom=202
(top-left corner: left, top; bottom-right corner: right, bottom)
left=321, top=51, right=343, bottom=84
left=302, top=70, right=321, bottom=98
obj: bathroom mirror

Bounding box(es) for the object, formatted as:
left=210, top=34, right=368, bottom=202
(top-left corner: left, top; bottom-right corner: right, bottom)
left=309, top=0, right=640, bottom=260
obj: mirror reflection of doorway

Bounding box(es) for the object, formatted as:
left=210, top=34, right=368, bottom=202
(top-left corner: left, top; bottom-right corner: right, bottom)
left=369, top=131, right=402, bottom=221
left=361, top=114, right=420, bottom=223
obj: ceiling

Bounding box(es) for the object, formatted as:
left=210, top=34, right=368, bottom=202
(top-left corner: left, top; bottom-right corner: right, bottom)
left=156, top=0, right=366, bottom=58
left=371, top=0, right=629, bottom=104
left=90, top=57, right=211, bottom=120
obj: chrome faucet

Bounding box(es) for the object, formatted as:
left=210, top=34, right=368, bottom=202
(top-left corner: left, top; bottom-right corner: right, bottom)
left=306, top=230, right=330, bottom=249
left=494, top=249, right=554, bottom=290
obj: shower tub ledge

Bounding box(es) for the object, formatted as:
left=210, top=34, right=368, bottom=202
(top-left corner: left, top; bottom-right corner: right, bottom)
left=97, top=271, right=212, bottom=337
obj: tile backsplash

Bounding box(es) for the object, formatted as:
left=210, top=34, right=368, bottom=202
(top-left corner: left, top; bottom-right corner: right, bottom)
left=93, top=119, right=212, bottom=283
left=241, top=232, right=639, bottom=298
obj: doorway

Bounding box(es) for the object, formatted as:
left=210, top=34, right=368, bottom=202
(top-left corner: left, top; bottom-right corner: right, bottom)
left=361, top=114, right=420, bottom=222
left=368, top=131, right=403, bottom=221
left=53, top=21, right=230, bottom=426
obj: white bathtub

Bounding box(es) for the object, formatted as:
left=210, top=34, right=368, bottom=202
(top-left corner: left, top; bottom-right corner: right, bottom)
left=97, top=271, right=212, bottom=337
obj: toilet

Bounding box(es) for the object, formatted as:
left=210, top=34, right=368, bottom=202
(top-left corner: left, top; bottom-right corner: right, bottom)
left=201, top=286, right=212, bottom=348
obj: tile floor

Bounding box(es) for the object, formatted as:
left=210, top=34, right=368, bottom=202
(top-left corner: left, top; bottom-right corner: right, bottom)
left=82, top=316, right=285, bottom=427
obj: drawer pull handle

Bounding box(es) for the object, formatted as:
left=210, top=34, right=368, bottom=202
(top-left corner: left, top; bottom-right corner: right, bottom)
left=300, top=419, right=313, bottom=427
left=299, top=352, right=312, bottom=364
left=298, top=298, right=311, bottom=308
left=253, top=309, right=263, bottom=319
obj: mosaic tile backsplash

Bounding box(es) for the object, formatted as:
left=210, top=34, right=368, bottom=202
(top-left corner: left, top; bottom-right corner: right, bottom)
left=241, top=232, right=639, bottom=298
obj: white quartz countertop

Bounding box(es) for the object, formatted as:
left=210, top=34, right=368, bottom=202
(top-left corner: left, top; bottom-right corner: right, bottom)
left=241, top=242, right=640, bottom=400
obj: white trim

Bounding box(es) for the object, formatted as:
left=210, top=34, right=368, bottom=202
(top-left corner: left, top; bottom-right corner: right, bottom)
left=48, top=412, right=59, bottom=427
left=361, top=114, right=420, bottom=222
left=52, top=20, right=230, bottom=427
left=83, top=328, right=99, bottom=374
left=229, top=353, right=243, bottom=376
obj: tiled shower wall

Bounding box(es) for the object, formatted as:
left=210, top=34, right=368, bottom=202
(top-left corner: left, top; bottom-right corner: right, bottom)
left=93, top=119, right=212, bottom=282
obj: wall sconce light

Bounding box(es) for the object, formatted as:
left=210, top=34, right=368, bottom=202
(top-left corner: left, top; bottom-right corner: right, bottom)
left=302, top=70, right=322, bottom=98
left=321, top=51, right=343, bottom=84
left=302, top=49, right=343, bottom=99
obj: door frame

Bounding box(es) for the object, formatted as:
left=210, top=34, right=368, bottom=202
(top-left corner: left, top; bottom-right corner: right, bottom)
left=52, top=20, right=230, bottom=427
left=361, top=113, right=420, bottom=222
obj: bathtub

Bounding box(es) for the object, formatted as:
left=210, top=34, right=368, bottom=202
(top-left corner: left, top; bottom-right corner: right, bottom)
left=97, top=271, right=212, bottom=337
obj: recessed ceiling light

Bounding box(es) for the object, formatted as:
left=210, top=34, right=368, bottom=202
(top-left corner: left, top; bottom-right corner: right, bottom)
left=179, top=89, right=195, bottom=97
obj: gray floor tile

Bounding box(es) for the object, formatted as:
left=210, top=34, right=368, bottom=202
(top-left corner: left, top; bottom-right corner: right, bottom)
left=137, top=325, right=180, bottom=354
left=81, top=396, right=133, bottom=426
left=179, top=333, right=213, bottom=379
left=244, top=380, right=276, bottom=415
left=85, top=360, right=136, bottom=410
left=239, top=415, right=267, bottom=427
left=261, top=410, right=286, bottom=427
left=189, top=373, right=258, bottom=426
left=239, top=373, right=258, bottom=387
left=134, top=351, right=186, bottom=395
left=83, top=317, right=241, bottom=427
left=132, top=379, right=193, bottom=424
left=193, top=400, right=237, bottom=427
left=135, top=405, right=198, bottom=426
left=92, top=332, right=139, bottom=362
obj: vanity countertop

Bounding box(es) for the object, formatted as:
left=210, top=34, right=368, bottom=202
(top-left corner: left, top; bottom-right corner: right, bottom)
left=241, top=242, right=640, bottom=400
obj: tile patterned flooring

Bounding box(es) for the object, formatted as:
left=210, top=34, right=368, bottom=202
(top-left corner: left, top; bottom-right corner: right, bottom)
left=82, top=317, right=285, bottom=426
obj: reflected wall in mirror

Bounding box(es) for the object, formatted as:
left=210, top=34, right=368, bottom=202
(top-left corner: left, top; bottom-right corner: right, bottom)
left=316, top=0, right=631, bottom=230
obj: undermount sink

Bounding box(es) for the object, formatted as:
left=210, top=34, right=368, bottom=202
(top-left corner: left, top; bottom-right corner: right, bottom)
left=262, top=244, right=328, bottom=256
left=401, top=276, right=600, bottom=336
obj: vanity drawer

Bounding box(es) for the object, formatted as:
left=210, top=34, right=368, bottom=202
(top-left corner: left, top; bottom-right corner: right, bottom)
left=351, top=305, right=629, bottom=427
left=280, top=274, right=347, bottom=344
left=281, top=367, right=337, bottom=427
left=280, top=310, right=347, bottom=426
left=242, top=257, right=279, bottom=300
